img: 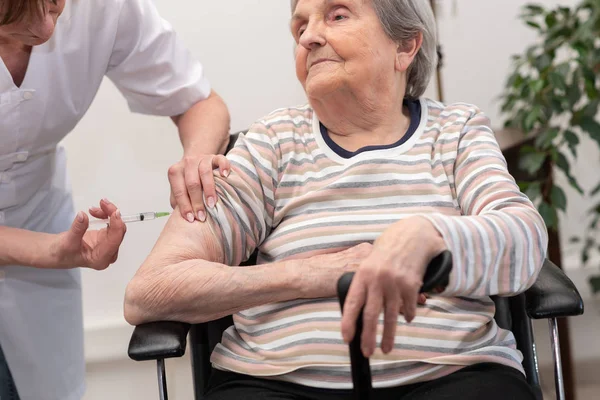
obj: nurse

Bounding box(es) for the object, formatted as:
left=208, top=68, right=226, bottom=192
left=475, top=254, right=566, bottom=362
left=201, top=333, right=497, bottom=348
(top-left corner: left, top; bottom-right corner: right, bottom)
left=0, top=0, right=231, bottom=399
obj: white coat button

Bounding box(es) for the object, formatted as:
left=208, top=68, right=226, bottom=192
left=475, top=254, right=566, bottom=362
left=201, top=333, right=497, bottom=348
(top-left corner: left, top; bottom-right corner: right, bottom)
left=23, top=91, right=33, bottom=100
left=0, top=173, right=9, bottom=183
left=16, top=153, right=27, bottom=162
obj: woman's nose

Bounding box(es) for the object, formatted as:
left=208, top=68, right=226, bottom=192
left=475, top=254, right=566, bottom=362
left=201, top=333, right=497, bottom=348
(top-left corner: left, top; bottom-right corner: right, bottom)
left=299, top=21, right=326, bottom=50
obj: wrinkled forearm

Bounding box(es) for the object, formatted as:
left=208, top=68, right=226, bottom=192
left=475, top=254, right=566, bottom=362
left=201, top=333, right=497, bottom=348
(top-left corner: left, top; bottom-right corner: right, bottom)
left=172, top=90, right=231, bottom=156
left=124, top=257, right=316, bottom=326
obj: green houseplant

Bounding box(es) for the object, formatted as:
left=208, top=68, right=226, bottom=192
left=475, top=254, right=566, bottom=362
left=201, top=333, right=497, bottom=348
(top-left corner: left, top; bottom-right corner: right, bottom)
left=500, top=0, right=600, bottom=290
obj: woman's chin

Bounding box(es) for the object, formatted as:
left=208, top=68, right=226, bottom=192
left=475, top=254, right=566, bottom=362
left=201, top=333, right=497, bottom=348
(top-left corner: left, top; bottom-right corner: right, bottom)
left=304, top=75, right=342, bottom=99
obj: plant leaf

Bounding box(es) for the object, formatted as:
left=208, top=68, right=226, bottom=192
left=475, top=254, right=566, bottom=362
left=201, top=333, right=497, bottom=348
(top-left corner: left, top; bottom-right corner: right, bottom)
left=524, top=105, right=543, bottom=132
left=530, top=80, right=545, bottom=93
left=519, top=152, right=546, bottom=175
left=564, top=129, right=579, bottom=157
left=535, top=127, right=560, bottom=149
left=538, top=201, right=558, bottom=230
left=591, top=181, right=600, bottom=197
left=567, top=80, right=582, bottom=106
left=582, top=99, right=600, bottom=118
left=589, top=276, right=600, bottom=294
left=545, top=11, right=558, bottom=29
left=554, top=151, right=584, bottom=194
left=524, top=4, right=545, bottom=14
left=579, top=116, right=600, bottom=146
left=524, top=181, right=542, bottom=201
left=567, top=176, right=585, bottom=195
left=551, top=185, right=567, bottom=211
left=555, top=63, right=570, bottom=78
left=548, top=71, right=567, bottom=92
left=535, top=54, right=553, bottom=71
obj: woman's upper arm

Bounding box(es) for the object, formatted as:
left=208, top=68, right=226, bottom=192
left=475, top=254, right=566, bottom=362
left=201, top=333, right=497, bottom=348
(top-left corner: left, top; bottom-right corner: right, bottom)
left=144, top=208, right=226, bottom=267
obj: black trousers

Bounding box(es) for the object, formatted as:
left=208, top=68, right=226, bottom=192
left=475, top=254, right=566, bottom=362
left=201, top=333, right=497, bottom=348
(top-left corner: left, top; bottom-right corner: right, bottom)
left=0, top=342, right=20, bottom=400
left=204, top=363, right=536, bottom=400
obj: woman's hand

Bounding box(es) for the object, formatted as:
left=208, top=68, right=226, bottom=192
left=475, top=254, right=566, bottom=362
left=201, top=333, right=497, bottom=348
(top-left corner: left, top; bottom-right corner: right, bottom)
left=340, top=216, right=447, bottom=358
left=48, top=199, right=127, bottom=270
left=168, top=154, right=231, bottom=223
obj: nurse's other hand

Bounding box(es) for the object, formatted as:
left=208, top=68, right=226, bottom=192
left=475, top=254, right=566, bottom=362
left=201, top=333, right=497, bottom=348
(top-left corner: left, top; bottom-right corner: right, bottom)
left=168, top=154, right=230, bottom=223
left=50, top=199, right=127, bottom=270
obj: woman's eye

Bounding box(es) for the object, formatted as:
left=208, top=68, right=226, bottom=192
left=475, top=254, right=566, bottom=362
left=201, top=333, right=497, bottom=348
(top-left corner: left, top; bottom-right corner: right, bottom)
left=333, top=14, right=346, bottom=21
left=298, top=27, right=306, bottom=36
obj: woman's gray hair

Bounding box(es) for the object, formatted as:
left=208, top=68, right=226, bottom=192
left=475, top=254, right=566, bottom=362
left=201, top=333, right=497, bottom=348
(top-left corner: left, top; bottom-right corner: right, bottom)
left=290, top=0, right=437, bottom=99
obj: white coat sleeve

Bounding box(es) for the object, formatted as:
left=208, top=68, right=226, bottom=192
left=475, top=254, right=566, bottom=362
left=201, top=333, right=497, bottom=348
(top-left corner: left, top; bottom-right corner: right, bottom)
left=105, top=0, right=211, bottom=116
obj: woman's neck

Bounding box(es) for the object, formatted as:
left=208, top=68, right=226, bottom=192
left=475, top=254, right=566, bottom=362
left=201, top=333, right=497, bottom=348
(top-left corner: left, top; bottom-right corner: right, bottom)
left=0, top=38, right=33, bottom=87
left=309, top=87, right=411, bottom=152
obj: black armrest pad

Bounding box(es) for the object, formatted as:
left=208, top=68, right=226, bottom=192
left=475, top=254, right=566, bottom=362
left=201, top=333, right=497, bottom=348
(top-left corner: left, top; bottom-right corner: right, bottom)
left=128, top=321, right=191, bottom=361
left=525, top=259, right=584, bottom=319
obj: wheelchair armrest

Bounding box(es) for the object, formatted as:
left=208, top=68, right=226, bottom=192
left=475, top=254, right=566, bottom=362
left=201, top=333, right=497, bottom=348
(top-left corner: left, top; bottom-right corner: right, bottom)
left=525, top=259, right=584, bottom=319
left=128, top=321, right=191, bottom=361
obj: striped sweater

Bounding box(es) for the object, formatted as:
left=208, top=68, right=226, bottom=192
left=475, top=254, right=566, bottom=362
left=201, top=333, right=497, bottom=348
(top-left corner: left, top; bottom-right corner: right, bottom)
left=205, top=98, right=548, bottom=389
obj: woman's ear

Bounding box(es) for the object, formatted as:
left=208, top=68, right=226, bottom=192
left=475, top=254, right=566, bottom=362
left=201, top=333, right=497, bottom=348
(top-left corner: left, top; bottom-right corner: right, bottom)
left=395, top=32, right=423, bottom=72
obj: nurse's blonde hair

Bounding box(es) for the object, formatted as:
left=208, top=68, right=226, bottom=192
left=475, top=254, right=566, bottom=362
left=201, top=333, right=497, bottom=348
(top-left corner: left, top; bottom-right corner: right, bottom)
left=0, top=0, right=58, bottom=25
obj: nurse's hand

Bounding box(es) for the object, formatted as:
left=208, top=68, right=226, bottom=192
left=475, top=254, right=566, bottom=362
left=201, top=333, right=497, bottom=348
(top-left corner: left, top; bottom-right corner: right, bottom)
left=168, top=154, right=231, bottom=223
left=50, top=199, right=127, bottom=270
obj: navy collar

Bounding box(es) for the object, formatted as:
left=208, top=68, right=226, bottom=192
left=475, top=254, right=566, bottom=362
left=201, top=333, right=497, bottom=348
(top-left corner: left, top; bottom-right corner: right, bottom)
left=319, top=99, right=422, bottom=159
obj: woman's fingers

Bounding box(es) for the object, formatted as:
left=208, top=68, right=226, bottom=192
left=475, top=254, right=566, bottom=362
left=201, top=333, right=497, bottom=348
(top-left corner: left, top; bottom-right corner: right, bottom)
left=168, top=163, right=194, bottom=222
left=399, top=277, right=421, bottom=323
left=340, top=278, right=367, bottom=345
left=99, top=198, right=118, bottom=216
left=92, top=209, right=126, bottom=269
left=215, top=154, right=230, bottom=178
left=381, top=278, right=400, bottom=354
left=89, top=198, right=117, bottom=220
left=65, top=211, right=89, bottom=246
left=184, top=157, right=207, bottom=222
left=360, top=280, right=383, bottom=358
left=88, top=207, right=107, bottom=220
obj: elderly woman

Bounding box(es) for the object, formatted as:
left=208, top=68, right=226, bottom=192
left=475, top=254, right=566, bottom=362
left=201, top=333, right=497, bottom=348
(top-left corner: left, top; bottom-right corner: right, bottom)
left=125, top=1, right=546, bottom=399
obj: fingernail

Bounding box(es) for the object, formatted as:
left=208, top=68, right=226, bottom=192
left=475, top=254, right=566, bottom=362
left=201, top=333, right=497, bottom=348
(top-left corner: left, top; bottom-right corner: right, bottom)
left=77, top=211, right=84, bottom=222
left=102, top=198, right=109, bottom=203
left=197, top=211, right=206, bottom=222
left=223, top=169, right=230, bottom=177
left=116, top=209, right=121, bottom=219
left=207, top=197, right=215, bottom=209
left=186, top=213, right=195, bottom=223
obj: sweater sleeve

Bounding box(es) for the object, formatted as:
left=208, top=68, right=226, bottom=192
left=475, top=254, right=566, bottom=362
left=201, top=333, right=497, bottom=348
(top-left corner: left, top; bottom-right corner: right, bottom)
left=423, top=108, right=548, bottom=298
left=204, top=122, right=280, bottom=266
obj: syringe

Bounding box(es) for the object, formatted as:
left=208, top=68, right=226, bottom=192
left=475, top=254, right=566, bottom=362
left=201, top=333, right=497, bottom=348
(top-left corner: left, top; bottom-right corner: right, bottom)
left=89, top=211, right=171, bottom=227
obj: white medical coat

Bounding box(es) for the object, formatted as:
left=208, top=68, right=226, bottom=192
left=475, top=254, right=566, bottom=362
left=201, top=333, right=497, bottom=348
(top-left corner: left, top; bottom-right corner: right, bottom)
left=0, top=0, right=211, bottom=398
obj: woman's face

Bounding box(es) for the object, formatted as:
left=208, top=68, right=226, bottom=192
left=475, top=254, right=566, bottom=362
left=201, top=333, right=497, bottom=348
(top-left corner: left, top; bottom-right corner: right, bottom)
left=291, top=0, right=399, bottom=100
left=0, top=0, right=66, bottom=46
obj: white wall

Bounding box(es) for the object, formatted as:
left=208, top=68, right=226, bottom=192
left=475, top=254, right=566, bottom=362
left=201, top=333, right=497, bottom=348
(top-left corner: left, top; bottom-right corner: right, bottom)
left=435, top=0, right=600, bottom=266
left=58, top=0, right=600, bottom=398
